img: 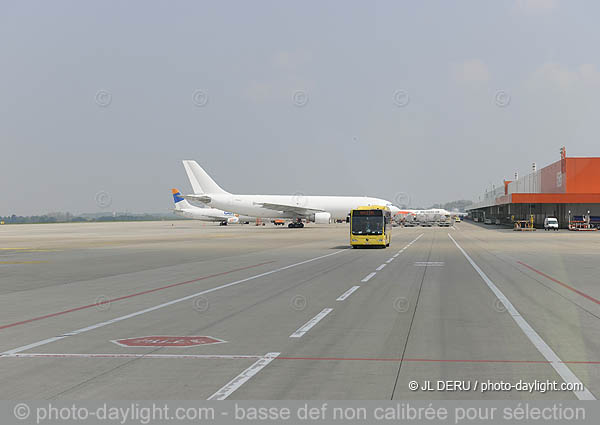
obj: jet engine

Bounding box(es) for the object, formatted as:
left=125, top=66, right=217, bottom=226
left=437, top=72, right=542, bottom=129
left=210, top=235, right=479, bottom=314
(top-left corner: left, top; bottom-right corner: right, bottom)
left=312, top=212, right=332, bottom=224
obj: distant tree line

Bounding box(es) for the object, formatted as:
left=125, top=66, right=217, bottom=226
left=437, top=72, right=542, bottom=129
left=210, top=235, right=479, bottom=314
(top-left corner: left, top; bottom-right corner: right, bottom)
left=0, top=215, right=72, bottom=224
left=0, top=213, right=183, bottom=224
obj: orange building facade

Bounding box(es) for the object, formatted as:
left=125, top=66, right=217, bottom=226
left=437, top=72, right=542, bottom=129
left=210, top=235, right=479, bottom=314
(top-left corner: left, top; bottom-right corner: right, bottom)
left=467, top=151, right=600, bottom=228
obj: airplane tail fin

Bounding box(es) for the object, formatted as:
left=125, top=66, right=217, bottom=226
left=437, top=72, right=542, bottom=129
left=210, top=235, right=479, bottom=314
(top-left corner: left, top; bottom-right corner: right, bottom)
left=182, top=161, right=229, bottom=195
left=172, top=188, right=192, bottom=210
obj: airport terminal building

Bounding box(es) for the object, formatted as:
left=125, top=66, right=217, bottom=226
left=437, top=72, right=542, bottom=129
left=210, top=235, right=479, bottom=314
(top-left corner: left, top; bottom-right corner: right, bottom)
left=467, top=148, right=600, bottom=228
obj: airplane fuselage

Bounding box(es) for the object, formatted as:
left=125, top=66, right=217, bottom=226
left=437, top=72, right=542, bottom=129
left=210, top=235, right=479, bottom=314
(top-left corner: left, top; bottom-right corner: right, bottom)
left=205, top=194, right=394, bottom=220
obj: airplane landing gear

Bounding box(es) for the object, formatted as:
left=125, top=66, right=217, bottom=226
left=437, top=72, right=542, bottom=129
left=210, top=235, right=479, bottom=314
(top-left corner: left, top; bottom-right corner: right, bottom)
left=288, top=219, right=305, bottom=228
left=219, top=221, right=228, bottom=226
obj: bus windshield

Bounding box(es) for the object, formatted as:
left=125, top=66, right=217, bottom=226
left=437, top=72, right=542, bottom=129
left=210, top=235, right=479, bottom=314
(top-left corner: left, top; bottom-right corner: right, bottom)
left=352, top=215, right=384, bottom=235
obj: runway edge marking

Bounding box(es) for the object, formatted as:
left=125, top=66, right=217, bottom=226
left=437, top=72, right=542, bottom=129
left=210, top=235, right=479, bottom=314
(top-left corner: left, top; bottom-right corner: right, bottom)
left=448, top=233, right=596, bottom=401
left=207, top=352, right=280, bottom=400
left=0, top=250, right=344, bottom=356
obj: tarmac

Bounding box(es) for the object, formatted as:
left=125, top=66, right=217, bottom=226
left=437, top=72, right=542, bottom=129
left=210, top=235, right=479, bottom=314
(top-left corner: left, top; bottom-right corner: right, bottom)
left=0, top=220, right=599, bottom=399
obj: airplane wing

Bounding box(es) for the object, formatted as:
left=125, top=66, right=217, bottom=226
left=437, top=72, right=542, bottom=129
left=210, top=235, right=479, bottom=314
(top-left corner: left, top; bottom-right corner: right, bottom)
left=183, top=194, right=212, bottom=203
left=255, top=202, right=325, bottom=217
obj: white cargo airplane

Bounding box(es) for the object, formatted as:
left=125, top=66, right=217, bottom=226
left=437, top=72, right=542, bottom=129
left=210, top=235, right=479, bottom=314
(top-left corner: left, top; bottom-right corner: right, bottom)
left=181, top=161, right=400, bottom=228
left=171, top=189, right=252, bottom=225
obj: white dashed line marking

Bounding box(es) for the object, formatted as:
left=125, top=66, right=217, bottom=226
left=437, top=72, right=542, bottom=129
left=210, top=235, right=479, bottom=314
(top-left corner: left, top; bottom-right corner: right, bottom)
left=336, top=286, right=360, bottom=301
left=376, top=264, right=387, bottom=271
left=290, top=308, right=334, bottom=338
left=207, top=352, right=280, bottom=400
left=361, top=272, right=377, bottom=282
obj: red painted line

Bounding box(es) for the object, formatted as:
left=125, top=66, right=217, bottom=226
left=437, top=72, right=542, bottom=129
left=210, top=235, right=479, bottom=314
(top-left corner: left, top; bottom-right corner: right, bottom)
left=3, top=353, right=600, bottom=364
left=276, top=357, right=550, bottom=364
left=3, top=353, right=262, bottom=360
left=276, top=357, right=600, bottom=365
left=0, top=261, right=274, bottom=331
left=517, top=261, right=600, bottom=306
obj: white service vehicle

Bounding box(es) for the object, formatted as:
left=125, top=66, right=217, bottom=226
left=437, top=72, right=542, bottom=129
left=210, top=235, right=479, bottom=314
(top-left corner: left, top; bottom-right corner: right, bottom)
left=544, top=217, right=559, bottom=231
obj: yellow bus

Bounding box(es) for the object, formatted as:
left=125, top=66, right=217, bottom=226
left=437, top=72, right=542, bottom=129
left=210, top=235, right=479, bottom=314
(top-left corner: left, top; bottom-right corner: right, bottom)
left=350, top=206, right=392, bottom=248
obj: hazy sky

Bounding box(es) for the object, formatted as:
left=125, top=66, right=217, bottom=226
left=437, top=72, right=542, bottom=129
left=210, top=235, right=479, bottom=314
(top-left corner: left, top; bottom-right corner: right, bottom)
left=2, top=0, right=600, bottom=215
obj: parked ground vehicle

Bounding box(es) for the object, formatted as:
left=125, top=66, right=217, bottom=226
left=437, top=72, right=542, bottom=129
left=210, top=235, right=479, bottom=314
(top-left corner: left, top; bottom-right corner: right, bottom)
left=573, top=215, right=600, bottom=229
left=438, top=218, right=452, bottom=227
left=484, top=218, right=492, bottom=225
left=544, top=217, right=559, bottom=231
left=495, top=219, right=501, bottom=225
left=514, top=220, right=536, bottom=231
